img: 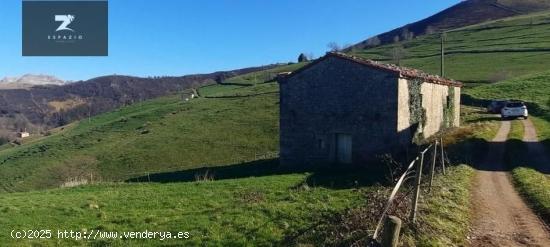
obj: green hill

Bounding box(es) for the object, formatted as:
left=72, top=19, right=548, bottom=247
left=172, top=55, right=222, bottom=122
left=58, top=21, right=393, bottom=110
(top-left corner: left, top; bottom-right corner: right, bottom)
left=0, top=63, right=305, bottom=193
left=350, top=11, right=550, bottom=84
left=467, top=70, right=550, bottom=112
left=351, top=0, right=550, bottom=48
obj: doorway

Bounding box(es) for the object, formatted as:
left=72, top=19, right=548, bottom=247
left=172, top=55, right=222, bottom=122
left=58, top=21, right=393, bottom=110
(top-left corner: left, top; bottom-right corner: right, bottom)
left=335, top=134, right=352, bottom=164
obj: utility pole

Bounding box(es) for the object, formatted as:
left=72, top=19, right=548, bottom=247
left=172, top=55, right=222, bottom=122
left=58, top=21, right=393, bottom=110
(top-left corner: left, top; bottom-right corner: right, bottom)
left=440, top=32, right=446, bottom=77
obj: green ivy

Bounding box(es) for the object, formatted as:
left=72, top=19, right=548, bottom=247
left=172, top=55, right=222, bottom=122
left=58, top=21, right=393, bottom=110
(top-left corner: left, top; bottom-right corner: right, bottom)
left=443, top=87, right=456, bottom=128
left=408, top=79, right=426, bottom=143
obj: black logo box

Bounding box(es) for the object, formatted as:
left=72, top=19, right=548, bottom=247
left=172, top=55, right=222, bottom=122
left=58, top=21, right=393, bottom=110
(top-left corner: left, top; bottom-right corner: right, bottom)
left=22, top=1, right=108, bottom=56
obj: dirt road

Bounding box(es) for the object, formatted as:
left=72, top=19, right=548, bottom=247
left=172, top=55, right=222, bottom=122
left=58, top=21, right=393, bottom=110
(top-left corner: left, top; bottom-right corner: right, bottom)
left=469, top=120, right=550, bottom=246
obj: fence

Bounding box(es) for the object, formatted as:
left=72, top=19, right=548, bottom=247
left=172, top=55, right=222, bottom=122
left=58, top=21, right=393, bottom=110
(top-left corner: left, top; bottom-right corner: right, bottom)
left=372, top=137, right=448, bottom=245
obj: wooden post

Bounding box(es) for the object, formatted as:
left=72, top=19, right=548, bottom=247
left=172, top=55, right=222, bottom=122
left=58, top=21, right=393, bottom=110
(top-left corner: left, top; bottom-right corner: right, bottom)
left=440, top=137, right=446, bottom=175
left=410, top=152, right=425, bottom=223
left=440, top=32, right=446, bottom=77
left=381, top=215, right=402, bottom=247
left=429, top=141, right=438, bottom=192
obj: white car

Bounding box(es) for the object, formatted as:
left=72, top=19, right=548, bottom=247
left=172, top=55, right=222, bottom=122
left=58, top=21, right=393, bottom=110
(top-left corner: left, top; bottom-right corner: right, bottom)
left=501, top=101, right=528, bottom=119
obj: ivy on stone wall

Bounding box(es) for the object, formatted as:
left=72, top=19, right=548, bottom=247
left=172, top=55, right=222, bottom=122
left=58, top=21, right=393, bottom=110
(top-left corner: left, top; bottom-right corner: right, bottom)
left=443, top=87, right=456, bottom=128
left=408, top=79, right=426, bottom=144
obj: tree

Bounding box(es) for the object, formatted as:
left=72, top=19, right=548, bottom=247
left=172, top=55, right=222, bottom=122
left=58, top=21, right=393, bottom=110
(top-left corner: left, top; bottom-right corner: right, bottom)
left=327, top=42, right=341, bottom=52
left=425, top=26, right=436, bottom=35
left=393, top=35, right=400, bottom=44
left=365, top=36, right=381, bottom=47
left=298, top=53, right=309, bottom=63
left=389, top=44, right=407, bottom=66
left=401, top=28, right=414, bottom=41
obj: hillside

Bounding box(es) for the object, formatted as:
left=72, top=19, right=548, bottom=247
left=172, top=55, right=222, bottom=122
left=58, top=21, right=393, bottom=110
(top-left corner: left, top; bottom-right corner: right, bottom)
left=0, top=62, right=492, bottom=246
left=0, top=62, right=387, bottom=246
left=349, top=10, right=550, bottom=84
left=0, top=63, right=304, bottom=193
left=0, top=64, right=278, bottom=139
left=467, top=70, right=550, bottom=112
left=351, top=0, right=550, bottom=49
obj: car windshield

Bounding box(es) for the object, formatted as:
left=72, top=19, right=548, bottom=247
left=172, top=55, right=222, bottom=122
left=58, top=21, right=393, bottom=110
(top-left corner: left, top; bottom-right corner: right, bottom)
left=506, top=102, right=524, bottom=108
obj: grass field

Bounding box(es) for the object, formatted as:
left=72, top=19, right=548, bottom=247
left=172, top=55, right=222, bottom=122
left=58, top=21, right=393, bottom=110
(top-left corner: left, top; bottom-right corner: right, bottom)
left=467, top=70, right=550, bottom=114
left=512, top=167, right=550, bottom=224
left=0, top=63, right=309, bottom=193
left=0, top=173, right=377, bottom=246
left=350, top=11, right=550, bottom=84
left=402, top=165, right=475, bottom=247
left=532, top=116, right=550, bottom=151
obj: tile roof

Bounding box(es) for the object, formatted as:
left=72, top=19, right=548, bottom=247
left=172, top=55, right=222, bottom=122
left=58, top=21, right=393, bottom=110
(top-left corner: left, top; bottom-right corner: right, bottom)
left=279, top=52, right=463, bottom=87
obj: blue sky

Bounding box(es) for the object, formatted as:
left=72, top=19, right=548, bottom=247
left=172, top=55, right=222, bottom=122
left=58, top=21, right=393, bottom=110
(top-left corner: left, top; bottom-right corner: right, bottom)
left=0, top=0, right=460, bottom=81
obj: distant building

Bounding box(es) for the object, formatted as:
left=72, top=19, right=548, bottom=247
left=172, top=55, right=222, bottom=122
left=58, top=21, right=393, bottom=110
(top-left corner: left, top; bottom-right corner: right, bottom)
left=17, top=131, right=30, bottom=138
left=277, top=52, right=461, bottom=166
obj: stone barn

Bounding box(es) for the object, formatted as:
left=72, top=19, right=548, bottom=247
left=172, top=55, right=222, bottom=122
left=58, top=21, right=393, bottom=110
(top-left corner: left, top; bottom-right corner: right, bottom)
left=277, top=52, right=461, bottom=166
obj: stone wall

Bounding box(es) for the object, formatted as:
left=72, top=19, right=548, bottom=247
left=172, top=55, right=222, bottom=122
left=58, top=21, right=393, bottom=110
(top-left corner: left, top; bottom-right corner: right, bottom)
left=397, top=78, right=412, bottom=145
left=279, top=56, right=400, bottom=166
left=454, top=87, right=461, bottom=127
left=421, top=82, right=450, bottom=138
left=279, top=56, right=462, bottom=166
left=396, top=79, right=461, bottom=143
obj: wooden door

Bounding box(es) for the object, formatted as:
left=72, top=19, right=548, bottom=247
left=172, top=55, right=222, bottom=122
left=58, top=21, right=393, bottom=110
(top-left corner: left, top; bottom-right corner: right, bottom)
left=336, top=134, right=352, bottom=164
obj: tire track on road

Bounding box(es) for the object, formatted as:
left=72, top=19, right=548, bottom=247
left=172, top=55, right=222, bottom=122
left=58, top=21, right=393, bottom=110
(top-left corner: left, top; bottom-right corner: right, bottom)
left=469, top=120, right=550, bottom=247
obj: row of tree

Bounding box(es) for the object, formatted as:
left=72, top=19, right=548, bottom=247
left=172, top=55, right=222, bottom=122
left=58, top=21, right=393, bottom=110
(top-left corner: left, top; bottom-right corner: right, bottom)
left=297, top=25, right=442, bottom=65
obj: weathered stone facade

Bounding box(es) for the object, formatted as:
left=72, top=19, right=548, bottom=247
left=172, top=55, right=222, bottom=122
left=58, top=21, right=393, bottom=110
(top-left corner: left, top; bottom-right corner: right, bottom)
left=278, top=53, right=461, bottom=166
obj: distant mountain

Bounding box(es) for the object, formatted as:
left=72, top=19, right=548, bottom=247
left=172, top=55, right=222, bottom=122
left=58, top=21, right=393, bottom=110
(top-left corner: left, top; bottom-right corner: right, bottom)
left=349, top=0, right=550, bottom=49
left=0, top=74, right=65, bottom=88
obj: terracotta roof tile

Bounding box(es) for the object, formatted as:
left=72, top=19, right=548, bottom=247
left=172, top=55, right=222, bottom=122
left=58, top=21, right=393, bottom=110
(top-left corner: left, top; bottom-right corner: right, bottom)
left=280, top=52, right=463, bottom=87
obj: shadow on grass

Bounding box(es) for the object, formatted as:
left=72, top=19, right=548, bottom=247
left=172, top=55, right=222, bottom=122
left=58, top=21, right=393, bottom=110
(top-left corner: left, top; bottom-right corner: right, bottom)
left=464, top=115, right=501, bottom=123
left=126, top=158, right=391, bottom=189
left=203, top=91, right=278, bottom=99
left=446, top=137, right=490, bottom=167
left=457, top=135, right=550, bottom=174
left=216, top=82, right=253, bottom=87
left=510, top=138, right=550, bottom=174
